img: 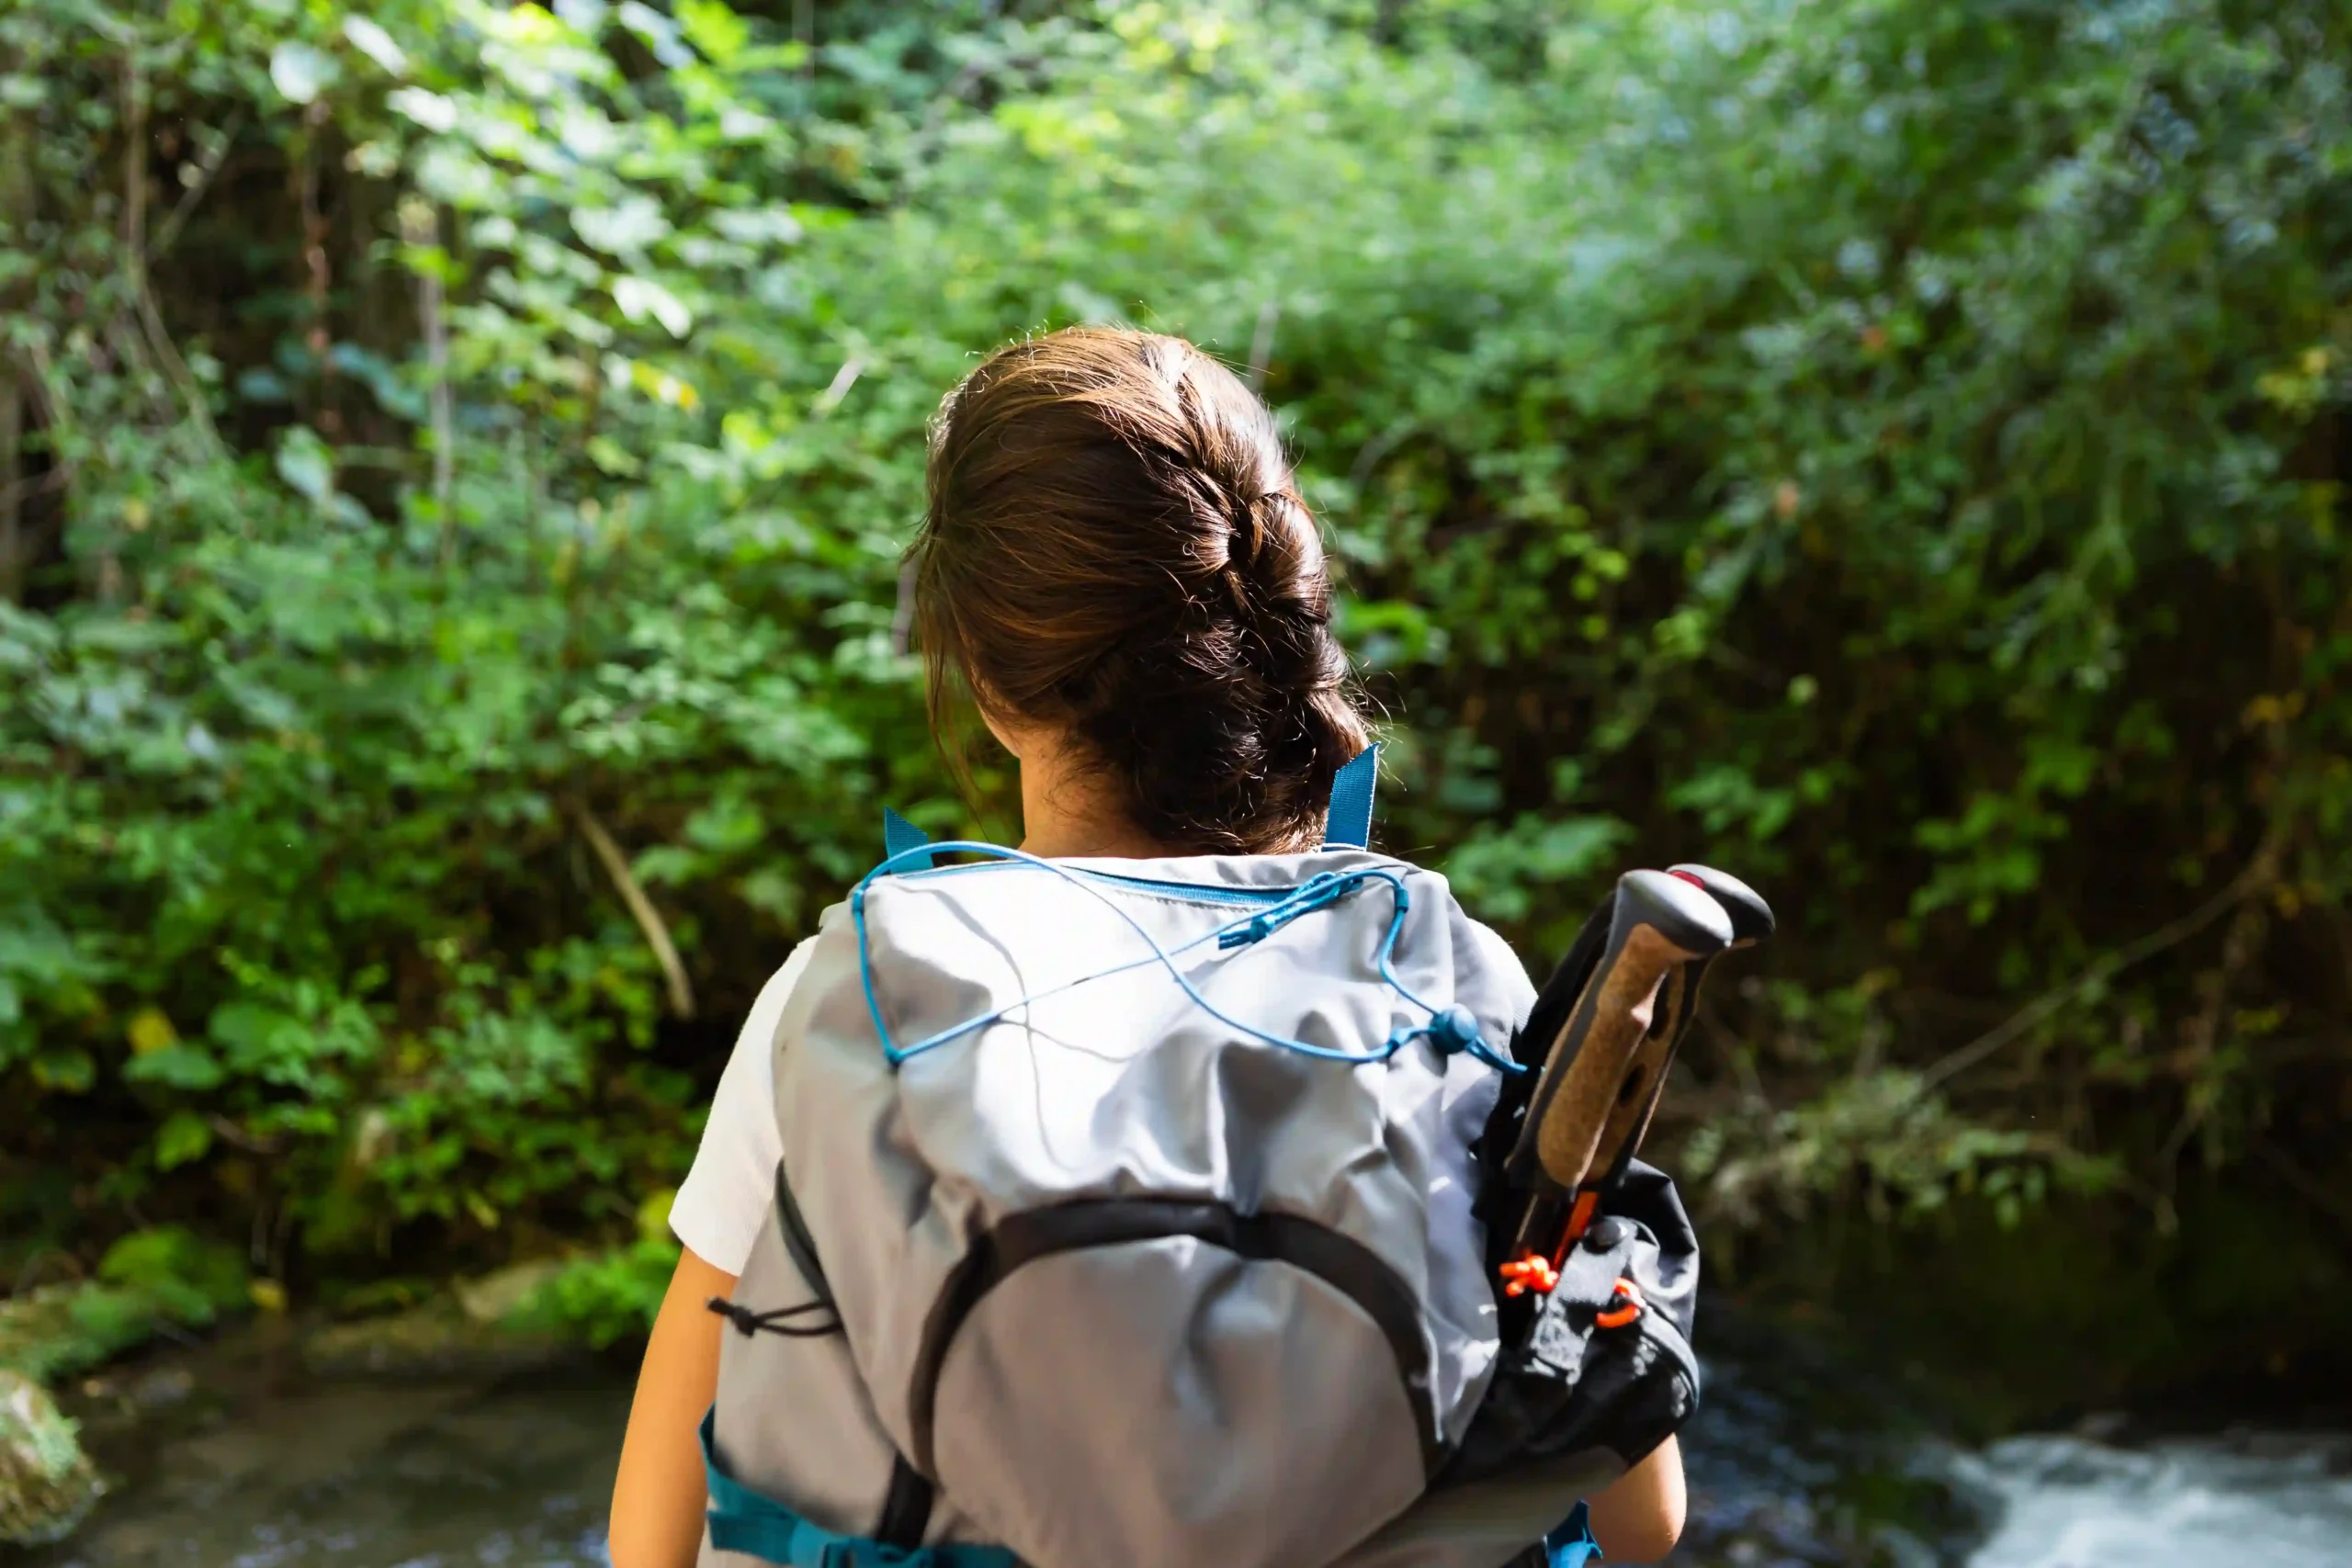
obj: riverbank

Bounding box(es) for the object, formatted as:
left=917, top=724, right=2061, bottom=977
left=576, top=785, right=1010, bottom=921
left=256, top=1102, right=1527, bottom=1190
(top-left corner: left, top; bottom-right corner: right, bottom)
left=10, top=1181, right=2348, bottom=1558
left=17, top=1293, right=2350, bottom=1568
left=16, top=1319, right=622, bottom=1568
left=0, top=1247, right=594, bottom=1549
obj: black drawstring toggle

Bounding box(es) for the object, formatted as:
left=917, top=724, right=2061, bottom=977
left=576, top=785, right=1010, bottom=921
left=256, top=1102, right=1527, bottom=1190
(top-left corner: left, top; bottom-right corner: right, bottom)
left=707, top=1295, right=842, bottom=1338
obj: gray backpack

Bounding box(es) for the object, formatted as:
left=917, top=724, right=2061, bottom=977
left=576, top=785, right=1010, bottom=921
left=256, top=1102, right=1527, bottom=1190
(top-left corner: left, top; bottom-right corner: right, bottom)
left=698, top=753, right=1690, bottom=1568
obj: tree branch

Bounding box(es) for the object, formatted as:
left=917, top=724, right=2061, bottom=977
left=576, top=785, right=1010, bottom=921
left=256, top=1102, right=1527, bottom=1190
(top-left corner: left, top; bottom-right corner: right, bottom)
left=0, top=461, right=69, bottom=517
left=401, top=198, right=455, bottom=542
left=146, top=110, right=244, bottom=262
left=1917, top=850, right=2279, bottom=1096
left=2249, top=1136, right=2352, bottom=1244
left=575, top=805, right=697, bottom=1020
left=120, top=49, right=220, bottom=455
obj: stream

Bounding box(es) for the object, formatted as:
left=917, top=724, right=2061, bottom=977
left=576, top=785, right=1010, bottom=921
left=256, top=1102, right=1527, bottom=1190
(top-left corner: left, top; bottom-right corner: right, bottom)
left=16, top=1311, right=2349, bottom=1568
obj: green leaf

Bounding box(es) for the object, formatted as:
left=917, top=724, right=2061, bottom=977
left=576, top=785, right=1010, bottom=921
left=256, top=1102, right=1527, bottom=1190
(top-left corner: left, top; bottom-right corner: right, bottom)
left=572, top=197, right=673, bottom=257
left=675, top=0, right=750, bottom=65
left=617, top=1, right=693, bottom=69
left=122, top=1043, right=228, bottom=1092
left=707, top=208, right=804, bottom=247
left=31, top=1049, right=95, bottom=1094
left=613, top=276, right=693, bottom=337
left=636, top=1186, right=676, bottom=1243
left=208, top=1001, right=306, bottom=1072
left=343, top=17, right=408, bottom=75
left=389, top=86, right=458, bottom=133
left=268, top=42, right=341, bottom=107
left=155, top=1110, right=214, bottom=1170
left=98, top=1226, right=247, bottom=1319
left=274, top=425, right=336, bottom=504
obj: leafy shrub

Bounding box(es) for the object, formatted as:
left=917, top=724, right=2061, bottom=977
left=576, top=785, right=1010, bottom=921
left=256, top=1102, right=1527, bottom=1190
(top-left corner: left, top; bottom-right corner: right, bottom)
left=0, top=1227, right=247, bottom=1382
left=512, top=1190, right=686, bottom=1349
left=0, top=0, right=2346, bottom=1315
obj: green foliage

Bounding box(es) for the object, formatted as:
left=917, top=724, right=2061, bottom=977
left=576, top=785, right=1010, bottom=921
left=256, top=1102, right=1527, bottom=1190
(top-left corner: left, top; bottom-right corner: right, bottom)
left=0, top=0, right=2346, bottom=1298
left=95, top=1224, right=250, bottom=1323
left=515, top=1237, right=683, bottom=1348
left=511, top=1190, right=681, bottom=1346
left=0, top=1228, right=247, bottom=1383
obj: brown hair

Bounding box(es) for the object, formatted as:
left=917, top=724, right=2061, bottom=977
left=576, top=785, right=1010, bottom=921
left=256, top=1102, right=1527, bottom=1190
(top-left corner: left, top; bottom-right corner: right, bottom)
left=909, top=327, right=1371, bottom=854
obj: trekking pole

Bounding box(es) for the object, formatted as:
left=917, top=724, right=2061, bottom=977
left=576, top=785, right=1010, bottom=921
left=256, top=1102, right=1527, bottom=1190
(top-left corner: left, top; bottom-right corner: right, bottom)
left=1494, top=866, right=1772, bottom=1297
left=1582, top=865, right=1774, bottom=1203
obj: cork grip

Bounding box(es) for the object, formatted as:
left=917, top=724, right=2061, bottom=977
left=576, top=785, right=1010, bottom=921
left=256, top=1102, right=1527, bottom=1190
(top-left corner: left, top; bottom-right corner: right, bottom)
left=1533, top=924, right=1699, bottom=1189
left=1511, top=869, right=1732, bottom=1193
left=1582, top=865, right=1776, bottom=1194
left=1579, top=961, right=1694, bottom=1191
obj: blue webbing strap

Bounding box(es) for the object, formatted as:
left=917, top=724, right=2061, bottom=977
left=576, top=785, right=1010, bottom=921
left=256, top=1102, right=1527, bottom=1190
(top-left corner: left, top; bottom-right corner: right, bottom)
left=1545, top=1501, right=1602, bottom=1568
left=1322, top=743, right=1380, bottom=850
left=701, top=1411, right=1016, bottom=1568
left=882, top=807, right=936, bottom=873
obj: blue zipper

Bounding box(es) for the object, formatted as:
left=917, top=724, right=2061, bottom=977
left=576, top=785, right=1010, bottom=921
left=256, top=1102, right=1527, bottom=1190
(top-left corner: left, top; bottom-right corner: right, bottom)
left=1071, top=868, right=1297, bottom=906
left=896, top=857, right=1382, bottom=908
left=899, top=860, right=1318, bottom=907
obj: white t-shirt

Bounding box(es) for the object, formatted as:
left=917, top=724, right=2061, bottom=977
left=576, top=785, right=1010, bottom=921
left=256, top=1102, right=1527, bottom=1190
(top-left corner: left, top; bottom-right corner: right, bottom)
left=669, top=939, right=817, bottom=1276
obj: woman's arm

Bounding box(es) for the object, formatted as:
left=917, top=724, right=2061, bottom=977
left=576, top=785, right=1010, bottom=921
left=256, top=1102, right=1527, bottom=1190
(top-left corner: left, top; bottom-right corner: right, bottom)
left=1585, top=1434, right=1687, bottom=1562
left=609, top=1247, right=739, bottom=1568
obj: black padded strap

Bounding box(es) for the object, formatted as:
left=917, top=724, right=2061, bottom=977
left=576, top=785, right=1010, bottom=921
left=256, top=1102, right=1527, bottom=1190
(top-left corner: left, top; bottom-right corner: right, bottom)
left=905, top=1198, right=1441, bottom=1481
left=773, top=1154, right=833, bottom=1306
left=775, top=1151, right=933, bottom=1551
left=872, top=1452, right=935, bottom=1548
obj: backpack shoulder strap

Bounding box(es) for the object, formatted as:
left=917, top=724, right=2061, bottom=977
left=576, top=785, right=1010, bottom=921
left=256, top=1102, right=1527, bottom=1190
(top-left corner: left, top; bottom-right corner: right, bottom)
left=1321, top=744, right=1380, bottom=850
left=882, top=807, right=936, bottom=872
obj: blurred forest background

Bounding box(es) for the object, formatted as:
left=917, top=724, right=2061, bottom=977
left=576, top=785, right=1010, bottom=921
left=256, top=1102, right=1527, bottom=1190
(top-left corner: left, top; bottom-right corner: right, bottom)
left=2, top=0, right=2348, bottom=1413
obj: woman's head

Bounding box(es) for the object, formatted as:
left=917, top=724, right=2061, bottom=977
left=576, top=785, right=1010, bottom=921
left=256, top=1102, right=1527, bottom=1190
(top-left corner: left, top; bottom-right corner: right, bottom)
left=910, top=327, right=1370, bottom=855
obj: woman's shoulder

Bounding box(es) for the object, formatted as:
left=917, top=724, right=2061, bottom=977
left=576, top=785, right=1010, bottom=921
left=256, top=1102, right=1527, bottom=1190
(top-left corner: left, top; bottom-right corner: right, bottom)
left=745, top=933, right=823, bottom=1032
left=667, top=930, right=832, bottom=1274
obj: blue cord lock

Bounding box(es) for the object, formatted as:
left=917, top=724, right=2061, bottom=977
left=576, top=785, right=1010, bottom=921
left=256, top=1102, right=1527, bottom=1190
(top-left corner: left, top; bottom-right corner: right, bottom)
left=1216, top=871, right=1364, bottom=951
left=1428, top=1004, right=1483, bottom=1055
left=1403, top=1001, right=1517, bottom=1072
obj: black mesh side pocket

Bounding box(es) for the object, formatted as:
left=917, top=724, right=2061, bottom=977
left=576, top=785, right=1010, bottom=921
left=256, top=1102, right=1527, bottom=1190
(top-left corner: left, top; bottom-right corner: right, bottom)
left=1442, top=1165, right=1702, bottom=1490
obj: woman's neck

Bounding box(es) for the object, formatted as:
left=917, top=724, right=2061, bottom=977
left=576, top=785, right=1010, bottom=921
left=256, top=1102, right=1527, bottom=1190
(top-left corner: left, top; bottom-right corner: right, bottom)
left=1013, top=746, right=1171, bottom=861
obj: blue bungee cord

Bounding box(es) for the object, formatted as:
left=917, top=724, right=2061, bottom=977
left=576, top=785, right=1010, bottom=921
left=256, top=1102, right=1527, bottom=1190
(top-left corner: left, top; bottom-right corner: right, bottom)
left=847, top=843, right=1526, bottom=1076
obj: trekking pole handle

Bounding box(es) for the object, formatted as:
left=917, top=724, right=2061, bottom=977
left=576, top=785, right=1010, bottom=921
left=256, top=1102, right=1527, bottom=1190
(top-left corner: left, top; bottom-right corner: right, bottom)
left=1513, top=870, right=1734, bottom=1192
left=1582, top=865, right=1778, bottom=1196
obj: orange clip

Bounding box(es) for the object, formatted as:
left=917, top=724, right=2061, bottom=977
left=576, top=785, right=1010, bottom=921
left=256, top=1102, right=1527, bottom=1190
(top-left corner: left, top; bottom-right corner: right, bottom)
left=1558, top=1191, right=1600, bottom=1259
left=1497, top=1256, right=1559, bottom=1298
left=1593, top=1276, right=1644, bottom=1330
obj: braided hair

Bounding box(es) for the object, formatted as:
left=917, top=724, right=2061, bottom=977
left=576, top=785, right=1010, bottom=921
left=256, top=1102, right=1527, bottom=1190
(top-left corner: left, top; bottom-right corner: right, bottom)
left=909, top=328, right=1370, bottom=853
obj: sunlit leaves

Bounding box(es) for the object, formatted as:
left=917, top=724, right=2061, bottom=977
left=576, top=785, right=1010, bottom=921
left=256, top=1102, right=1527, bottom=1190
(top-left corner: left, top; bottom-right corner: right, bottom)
left=344, top=17, right=410, bottom=75
left=571, top=197, right=672, bottom=258
left=390, top=85, right=458, bottom=133
left=271, top=426, right=334, bottom=505
left=267, top=40, right=339, bottom=106
left=611, top=275, right=693, bottom=337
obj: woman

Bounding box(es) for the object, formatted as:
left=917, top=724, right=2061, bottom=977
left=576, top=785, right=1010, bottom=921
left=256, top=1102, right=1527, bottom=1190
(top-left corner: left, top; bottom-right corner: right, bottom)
left=608, top=327, right=1688, bottom=1567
